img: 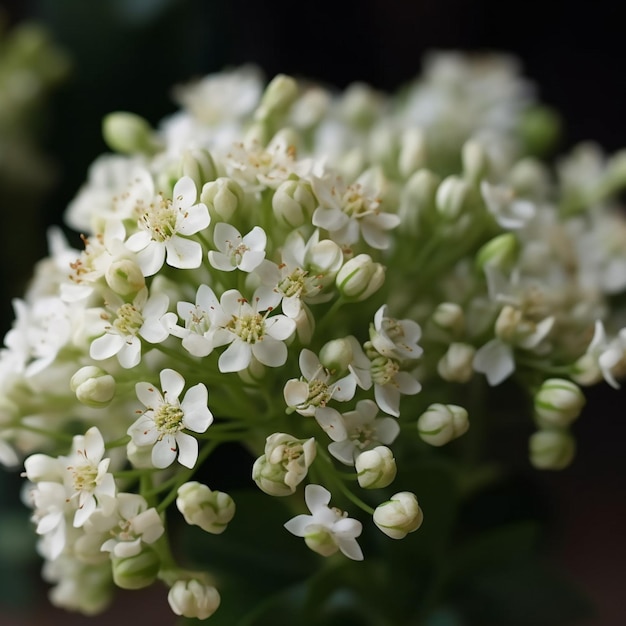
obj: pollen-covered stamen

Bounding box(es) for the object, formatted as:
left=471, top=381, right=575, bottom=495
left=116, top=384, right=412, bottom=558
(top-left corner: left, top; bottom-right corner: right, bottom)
left=67, top=463, right=99, bottom=495
left=225, top=237, right=250, bottom=265
left=69, top=234, right=105, bottom=283
left=139, top=196, right=179, bottom=242
left=187, top=306, right=211, bottom=335
left=342, top=183, right=380, bottom=218
left=153, top=402, right=185, bottom=436
left=307, top=378, right=333, bottom=408
left=112, top=303, right=144, bottom=335
left=227, top=298, right=271, bottom=344
left=371, top=355, right=400, bottom=386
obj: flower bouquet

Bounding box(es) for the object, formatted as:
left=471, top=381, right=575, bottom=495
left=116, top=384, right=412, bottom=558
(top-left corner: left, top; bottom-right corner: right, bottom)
left=1, top=52, right=624, bottom=624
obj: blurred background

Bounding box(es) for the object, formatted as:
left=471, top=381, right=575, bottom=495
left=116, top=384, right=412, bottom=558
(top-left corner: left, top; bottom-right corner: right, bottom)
left=0, top=0, right=625, bottom=624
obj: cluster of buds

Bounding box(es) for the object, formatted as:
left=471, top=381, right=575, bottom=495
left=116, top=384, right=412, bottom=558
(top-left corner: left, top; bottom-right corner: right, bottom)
left=1, top=53, right=625, bottom=619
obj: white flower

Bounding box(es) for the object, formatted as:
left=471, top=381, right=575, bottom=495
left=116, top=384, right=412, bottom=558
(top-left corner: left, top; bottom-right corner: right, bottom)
left=284, top=484, right=363, bottom=560
left=61, top=427, right=116, bottom=528
left=176, top=482, right=236, bottom=534
left=480, top=180, right=536, bottom=230
left=284, top=349, right=357, bottom=417
left=97, top=493, right=164, bottom=558
left=166, top=284, right=221, bottom=357
left=27, top=481, right=70, bottom=559
left=125, top=173, right=210, bottom=276
left=208, top=223, right=266, bottom=272
left=312, top=169, right=400, bottom=249
left=168, top=579, right=221, bottom=620
left=128, top=368, right=213, bottom=469
left=89, top=287, right=170, bottom=368
left=369, top=305, right=423, bottom=361
left=328, top=399, right=400, bottom=465
left=212, top=289, right=296, bottom=373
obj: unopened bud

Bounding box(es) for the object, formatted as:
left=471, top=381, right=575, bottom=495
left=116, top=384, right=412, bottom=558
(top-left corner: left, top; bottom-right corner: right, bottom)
left=417, top=403, right=469, bottom=446
left=201, top=177, right=243, bottom=222
left=112, top=548, right=160, bottom=590
left=399, top=169, right=440, bottom=232
left=272, top=179, right=316, bottom=228
left=181, top=148, right=217, bottom=190
left=529, top=429, right=576, bottom=470
left=255, top=74, right=299, bottom=121
left=176, top=482, right=235, bottom=534
left=319, top=338, right=353, bottom=376
left=437, top=343, right=476, bottom=383
left=534, top=378, right=586, bottom=428
left=336, top=254, right=385, bottom=301
left=70, top=366, right=116, bottom=408
left=102, top=112, right=159, bottom=155
left=476, top=233, right=519, bottom=271
left=355, top=446, right=397, bottom=489
left=398, top=128, right=427, bottom=178
left=436, top=175, right=471, bottom=220
left=105, top=259, right=145, bottom=296
left=431, top=302, right=465, bottom=338
left=462, top=140, right=488, bottom=185
left=373, top=491, right=423, bottom=539
left=168, top=579, right=221, bottom=620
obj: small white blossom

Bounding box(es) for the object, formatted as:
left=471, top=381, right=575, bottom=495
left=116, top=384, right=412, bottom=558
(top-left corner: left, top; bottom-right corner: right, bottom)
left=369, top=304, right=423, bottom=361
left=128, top=369, right=213, bottom=469
left=208, top=223, right=266, bottom=272
left=284, top=484, right=363, bottom=560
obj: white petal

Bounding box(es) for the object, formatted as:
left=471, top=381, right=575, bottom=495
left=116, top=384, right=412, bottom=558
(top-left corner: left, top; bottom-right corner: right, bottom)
left=374, top=383, right=400, bottom=417
left=218, top=340, right=251, bottom=372
left=137, top=242, right=166, bottom=276
left=166, top=236, right=202, bottom=269
left=283, top=379, right=309, bottom=407
left=125, top=230, right=152, bottom=253
left=118, top=338, right=142, bottom=368
left=136, top=382, right=163, bottom=409
left=175, top=432, right=198, bottom=469
left=304, top=483, right=331, bottom=513
left=128, top=415, right=159, bottom=446
left=473, top=339, right=515, bottom=386
left=239, top=250, right=266, bottom=272
left=284, top=514, right=313, bottom=537
left=173, top=176, right=197, bottom=209
left=266, top=315, right=296, bottom=341
left=152, top=436, right=177, bottom=468
left=252, top=337, right=287, bottom=367
left=90, top=333, right=124, bottom=361
left=337, top=536, right=364, bottom=561
left=160, top=368, right=185, bottom=401
left=315, top=407, right=348, bottom=442
left=208, top=250, right=237, bottom=271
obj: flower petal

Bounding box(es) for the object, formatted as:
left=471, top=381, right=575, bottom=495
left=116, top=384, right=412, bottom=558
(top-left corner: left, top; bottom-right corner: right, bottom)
left=175, top=432, right=198, bottom=469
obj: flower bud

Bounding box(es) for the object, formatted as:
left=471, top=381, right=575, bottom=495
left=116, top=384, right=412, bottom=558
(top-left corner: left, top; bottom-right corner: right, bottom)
left=70, top=366, right=116, bottom=408
left=476, top=233, right=519, bottom=271
left=437, top=343, right=476, bottom=383
left=255, top=74, right=299, bottom=121
left=399, top=169, right=440, bottom=233
left=398, top=128, right=427, bottom=178
left=176, top=482, right=235, bottom=534
left=168, top=579, right=221, bottom=620
left=417, top=403, right=469, bottom=446
left=462, top=139, right=488, bottom=185
left=355, top=446, right=397, bottom=489
left=373, top=491, right=423, bottom=539
left=201, top=177, right=244, bottom=222
left=319, top=338, right=353, bottom=376
left=571, top=352, right=603, bottom=387
left=431, top=302, right=465, bottom=338
left=272, top=179, right=316, bottom=228
left=534, top=378, right=586, bottom=428
left=436, top=175, right=471, bottom=220
left=252, top=433, right=316, bottom=496
left=336, top=254, right=385, bottom=301
left=181, top=148, right=217, bottom=190
left=105, top=259, right=145, bottom=296
left=111, top=548, right=160, bottom=590
left=529, top=429, right=576, bottom=470
left=102, top=112, right=159, bottom=155
left=305, top=239, right=344, bottom=288
left=508, top=158, right=551, bottom=199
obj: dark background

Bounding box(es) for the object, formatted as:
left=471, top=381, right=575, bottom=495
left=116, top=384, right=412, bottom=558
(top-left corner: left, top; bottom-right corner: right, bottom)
left=1, top=1, right=625, bottom=624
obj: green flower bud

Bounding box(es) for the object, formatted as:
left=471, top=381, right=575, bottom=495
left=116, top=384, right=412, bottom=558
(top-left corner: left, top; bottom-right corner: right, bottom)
left=102, top=112, right=159, bottom=155
left=181, top=148, right=217, bottom=190
left=436, top=175, right=471, bottom=220
left=111, top=548, right=160, bottom=590
left=431, top=302, right=465, bottom=338
left=437, top=343, right=476, bottom=383
left=373, top=491, right=423, bottom=539
left=508, top=158, right=551, bottom=199
left=252, top=434, right=316, bottom=496
left=417, top=403, right=469, bottom=446
left=398, top=128, right=427, bottom=178
left=105, top=259, right=145, bottom=296
left=529, top=429, right=576, bottom=470
left=168, top=579, right=221, bottom=620
left=519, top=105, right=562, bottom=157
left=476, top=233, right=519, bottom=271
left=176, top=482, right=235, bottom=534
left=462, top=139, right=488, bottom=185
left=355, top=446, right=397, bottom=489
left=272, top=179, right=316, bottom=228
left=399, top=168, right=440, bottom=233
left=201, top=177, right=244, bottom=222
left=255, top=74, right=299, bottom=121
left=336, top=254, right=385, bottom=301
left=534, top=378, right=586, bottom=428
left=70, top=366, right=116, bottom=408
left=319, top=338, right=353, bottom=376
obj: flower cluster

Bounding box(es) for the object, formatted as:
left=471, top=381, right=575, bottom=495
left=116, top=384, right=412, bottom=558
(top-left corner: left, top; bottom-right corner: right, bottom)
left=2, top=54, right=626, bottom=619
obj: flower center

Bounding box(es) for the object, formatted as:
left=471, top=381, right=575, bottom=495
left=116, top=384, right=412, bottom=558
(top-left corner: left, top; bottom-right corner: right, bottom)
left=226, top=239, right=250, bottom=266
left=371, top=356, right=399, bottom=386
left=342, top=184, right=379, bottom=218
left=69, top=464, right=98, bottom=494
left=139, top=196, right=178, bottom=242
left=153, top=403, right=184, bottom=434
left=351, top=424, right=376, bottom=450
left=307, top=378, right=332, bottom=407
left=230, top=312, right=265, bottom=343
left=113, top=303, right=144, bottom=335
left=187, top=305, right=211, bottom=335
